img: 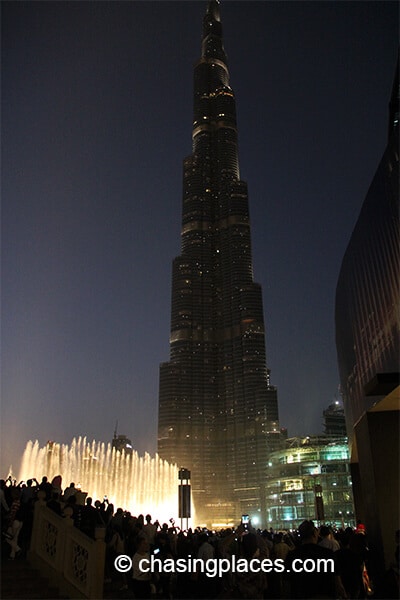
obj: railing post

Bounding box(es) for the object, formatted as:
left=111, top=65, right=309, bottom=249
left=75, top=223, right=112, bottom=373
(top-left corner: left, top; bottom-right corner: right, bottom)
left=91, top=527, right=106, bottom=599
left=29, top=499, right=106, bottom=599
left=55, top=506, right=73, bottom=574
left=29, top=490, right=47, bottom=554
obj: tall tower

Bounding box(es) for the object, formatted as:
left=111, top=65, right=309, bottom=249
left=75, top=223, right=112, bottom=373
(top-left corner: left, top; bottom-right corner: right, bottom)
left=158, top=0, right=280, bottom=526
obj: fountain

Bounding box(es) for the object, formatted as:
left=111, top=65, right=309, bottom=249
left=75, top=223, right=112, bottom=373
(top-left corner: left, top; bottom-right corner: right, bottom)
left=18, top=437, right=180, bottom=524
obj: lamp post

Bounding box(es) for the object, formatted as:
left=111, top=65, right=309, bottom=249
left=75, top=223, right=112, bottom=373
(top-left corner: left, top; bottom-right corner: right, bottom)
left=178, top=468, right=191, bottom=531
left=314, top=483, right=325, bottom=525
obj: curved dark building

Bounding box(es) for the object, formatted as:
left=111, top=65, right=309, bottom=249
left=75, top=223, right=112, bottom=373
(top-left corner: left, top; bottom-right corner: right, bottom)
left=335, top=59, right=399, bottom=432
left=335, top=56, right=399, bottom=572
left=158, top=1, right=281, bottom=526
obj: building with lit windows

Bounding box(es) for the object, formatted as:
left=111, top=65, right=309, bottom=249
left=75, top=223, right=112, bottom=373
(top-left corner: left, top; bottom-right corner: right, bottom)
left=158, top=1, right=282, bottom=527
left=265, top=436, right=354, bottom=531
left=323, top=401, right=347, bottom=437
left=335, top=55, right=399, bottom=572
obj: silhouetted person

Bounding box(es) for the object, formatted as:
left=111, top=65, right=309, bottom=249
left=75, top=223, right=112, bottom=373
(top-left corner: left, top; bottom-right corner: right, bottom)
left=143, top=513, right=158, bottom=548
left=6, top=488, right=23, bottom=559
left=20, top=479, right=37, bottom=505
left=234, top=530, right=268, bottom=599
left=131, top=536, right=151, bottom=599
left=80, top=497, right=102, bottom=539
left=336, top=530, right=365, bottom=599
left=38, top=476, right=52, bottom=500
left=47, top=492, right=62, bottom=516
left=63, top=482, right=77, bottom=501
left=0, top=479, right=10, bottom=517
left=319, top=525, right=340, bottom=552
left=286, top=520, right=344, bottom=599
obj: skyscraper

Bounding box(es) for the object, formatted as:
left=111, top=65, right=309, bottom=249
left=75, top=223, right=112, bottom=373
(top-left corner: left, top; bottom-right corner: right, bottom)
left=158, top=1, right=281, bottom=526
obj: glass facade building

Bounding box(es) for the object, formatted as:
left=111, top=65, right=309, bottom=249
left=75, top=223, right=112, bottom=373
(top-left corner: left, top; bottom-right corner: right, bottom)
left=335, top=55, right=399, bottom=572
left=158, top=1, right=281, bottom=527
left=335, top=60, right=399, bottom=437
left=265, top=436, right=355, bottom=531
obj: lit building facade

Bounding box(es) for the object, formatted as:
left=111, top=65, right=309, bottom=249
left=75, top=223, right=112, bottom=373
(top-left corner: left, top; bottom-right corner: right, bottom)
left=265, top=436, right=355, bottom=531
left=335, top=55, right=399, bottom=572
left=158, top=1, right=281, bottom=526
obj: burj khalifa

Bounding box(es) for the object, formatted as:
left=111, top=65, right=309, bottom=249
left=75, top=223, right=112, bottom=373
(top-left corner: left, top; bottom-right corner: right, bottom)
left=158, top=1, right=281, bottom=526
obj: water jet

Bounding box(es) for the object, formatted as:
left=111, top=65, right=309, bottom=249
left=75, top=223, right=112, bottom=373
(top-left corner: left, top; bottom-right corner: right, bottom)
left=18, top=437, right=179, bottom=523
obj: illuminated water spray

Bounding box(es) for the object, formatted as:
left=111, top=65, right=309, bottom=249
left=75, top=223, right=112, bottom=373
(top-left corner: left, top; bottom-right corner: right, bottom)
left=18, top=437, right=179, bottom=523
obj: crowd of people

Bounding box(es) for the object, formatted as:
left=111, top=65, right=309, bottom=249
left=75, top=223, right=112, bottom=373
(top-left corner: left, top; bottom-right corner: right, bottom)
left=1, top=475, right=399, bottom=599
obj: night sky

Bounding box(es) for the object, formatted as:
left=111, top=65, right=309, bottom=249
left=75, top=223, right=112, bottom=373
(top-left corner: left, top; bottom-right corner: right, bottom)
left=2, top=1, right=398, bottom=477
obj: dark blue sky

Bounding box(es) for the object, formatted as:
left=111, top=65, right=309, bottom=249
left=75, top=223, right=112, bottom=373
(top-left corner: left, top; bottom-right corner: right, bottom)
left=2, top=1, right=398, bottom=476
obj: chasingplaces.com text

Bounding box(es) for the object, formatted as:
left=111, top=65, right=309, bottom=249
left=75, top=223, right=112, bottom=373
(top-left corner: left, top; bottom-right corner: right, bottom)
left=114, top=554, right=335, bottom=578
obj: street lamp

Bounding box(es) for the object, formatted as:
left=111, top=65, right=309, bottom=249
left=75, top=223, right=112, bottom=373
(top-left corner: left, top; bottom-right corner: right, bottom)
left=178, top=468, right=191, bottom=530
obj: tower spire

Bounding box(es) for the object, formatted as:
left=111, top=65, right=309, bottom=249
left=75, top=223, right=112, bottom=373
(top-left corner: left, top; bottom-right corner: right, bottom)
left=202, top=0, right=226, bottom=63
left=206, top=0, right=221, bottom=22
left=388, top=52, right=399, bottom=139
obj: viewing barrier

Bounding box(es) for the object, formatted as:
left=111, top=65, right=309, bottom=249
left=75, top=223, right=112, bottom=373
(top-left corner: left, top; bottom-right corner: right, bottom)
left=28, top=492, right=106, bottom=599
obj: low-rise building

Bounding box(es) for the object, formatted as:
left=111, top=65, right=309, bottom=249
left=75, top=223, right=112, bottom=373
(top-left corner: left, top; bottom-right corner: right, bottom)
left=265, top=435, right=354, bottom=530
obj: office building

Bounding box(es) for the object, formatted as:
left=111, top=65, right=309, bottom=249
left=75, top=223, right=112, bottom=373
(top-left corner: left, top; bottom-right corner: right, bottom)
left=265, top=435, right=354, bottom=531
